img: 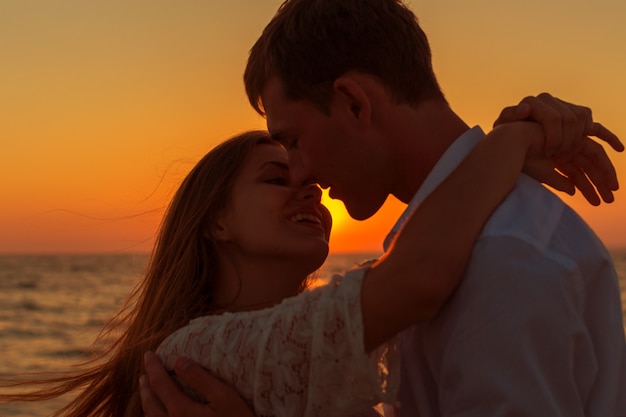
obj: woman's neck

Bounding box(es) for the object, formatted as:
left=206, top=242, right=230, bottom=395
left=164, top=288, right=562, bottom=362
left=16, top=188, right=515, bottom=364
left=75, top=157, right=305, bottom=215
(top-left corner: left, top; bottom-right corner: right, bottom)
left=211, top=254, right=310, bottom=314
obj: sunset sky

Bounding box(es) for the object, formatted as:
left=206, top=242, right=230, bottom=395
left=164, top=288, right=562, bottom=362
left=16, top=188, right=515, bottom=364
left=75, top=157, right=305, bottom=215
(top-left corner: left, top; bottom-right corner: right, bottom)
left=1, top=0, right=625, bottom=254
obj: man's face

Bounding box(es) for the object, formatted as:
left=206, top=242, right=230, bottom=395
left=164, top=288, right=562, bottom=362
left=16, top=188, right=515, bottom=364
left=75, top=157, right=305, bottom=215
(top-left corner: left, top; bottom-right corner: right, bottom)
left=260, top=77, right=390, bottom=220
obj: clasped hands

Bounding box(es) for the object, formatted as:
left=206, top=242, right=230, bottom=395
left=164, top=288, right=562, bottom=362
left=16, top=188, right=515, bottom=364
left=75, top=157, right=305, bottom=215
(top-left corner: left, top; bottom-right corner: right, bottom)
left=494, top=92, right=624, bottom=205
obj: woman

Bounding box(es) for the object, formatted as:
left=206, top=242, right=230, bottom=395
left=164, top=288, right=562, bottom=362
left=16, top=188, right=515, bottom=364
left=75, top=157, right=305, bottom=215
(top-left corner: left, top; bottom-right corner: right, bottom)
left=0, top=118, right=620, bottom=416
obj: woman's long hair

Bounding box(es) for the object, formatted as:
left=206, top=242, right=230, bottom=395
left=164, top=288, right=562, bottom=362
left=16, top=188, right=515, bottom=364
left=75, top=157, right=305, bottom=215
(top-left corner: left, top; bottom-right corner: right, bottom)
left=0, top=131, right=275, bottom=416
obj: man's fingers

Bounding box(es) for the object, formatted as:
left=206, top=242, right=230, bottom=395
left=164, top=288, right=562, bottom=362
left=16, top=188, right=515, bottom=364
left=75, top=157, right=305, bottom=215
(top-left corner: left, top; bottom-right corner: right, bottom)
left=144, top=352, right=182, bottom=402
left=144, top=352, right=203, bottom=414
left=174, top=358, right=256, bottom=416
left=142, top=353, right=255, bottom=417
left=173, top=357, right=225, bottom=402
left=139, top=374, right=168, bottom=417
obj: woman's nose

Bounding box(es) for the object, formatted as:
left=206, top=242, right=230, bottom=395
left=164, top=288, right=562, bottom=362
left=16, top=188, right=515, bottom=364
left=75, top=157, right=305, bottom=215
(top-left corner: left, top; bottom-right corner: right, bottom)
left=298, top=183, right=322, bottom=202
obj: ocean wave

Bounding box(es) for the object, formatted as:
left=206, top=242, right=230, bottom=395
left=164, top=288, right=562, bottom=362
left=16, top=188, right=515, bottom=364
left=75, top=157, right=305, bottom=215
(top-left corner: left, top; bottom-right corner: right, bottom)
left=38, top=349, right=96, bottom=359
left=15, top=300, right=42, bottom=311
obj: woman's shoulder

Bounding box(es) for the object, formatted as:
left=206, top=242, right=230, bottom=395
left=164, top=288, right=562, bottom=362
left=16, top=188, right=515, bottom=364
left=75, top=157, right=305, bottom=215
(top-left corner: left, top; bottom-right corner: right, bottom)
left=185, top=266, right=369, bottom=329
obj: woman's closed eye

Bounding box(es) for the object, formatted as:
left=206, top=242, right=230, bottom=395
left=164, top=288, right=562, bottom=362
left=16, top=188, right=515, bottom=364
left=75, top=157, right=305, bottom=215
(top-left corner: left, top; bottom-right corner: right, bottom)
left=258, top=160, right=291, bottom=185
left=265, top=177, right=289, bottom=186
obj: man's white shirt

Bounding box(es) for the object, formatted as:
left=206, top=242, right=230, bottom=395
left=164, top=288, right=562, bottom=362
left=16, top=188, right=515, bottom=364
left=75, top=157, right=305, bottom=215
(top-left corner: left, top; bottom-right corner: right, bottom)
left=385, top=126, right=626, bottom=417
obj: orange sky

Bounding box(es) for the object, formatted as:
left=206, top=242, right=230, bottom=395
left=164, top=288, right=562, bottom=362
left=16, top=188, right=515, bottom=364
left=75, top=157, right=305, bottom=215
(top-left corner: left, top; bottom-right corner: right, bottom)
left=1, top=1, right=625, bottom=254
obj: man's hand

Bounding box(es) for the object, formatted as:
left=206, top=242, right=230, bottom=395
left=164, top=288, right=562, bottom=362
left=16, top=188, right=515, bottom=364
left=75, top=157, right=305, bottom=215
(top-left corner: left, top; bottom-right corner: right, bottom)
left=140, top=351, right=256, bottom=417
left=494, top=93, right=624, bottom=205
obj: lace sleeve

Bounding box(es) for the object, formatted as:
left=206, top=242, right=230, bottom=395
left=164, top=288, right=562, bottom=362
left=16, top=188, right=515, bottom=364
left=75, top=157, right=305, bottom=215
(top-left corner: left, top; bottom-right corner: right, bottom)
left=157, top=268, right=400, bottom=417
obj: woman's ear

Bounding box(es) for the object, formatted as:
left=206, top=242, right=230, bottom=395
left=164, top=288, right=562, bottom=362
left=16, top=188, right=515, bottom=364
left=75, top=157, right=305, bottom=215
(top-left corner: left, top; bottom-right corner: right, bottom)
left=206, top=221, right=230, bottom=242
left=332, top=75, right=372, bottom=127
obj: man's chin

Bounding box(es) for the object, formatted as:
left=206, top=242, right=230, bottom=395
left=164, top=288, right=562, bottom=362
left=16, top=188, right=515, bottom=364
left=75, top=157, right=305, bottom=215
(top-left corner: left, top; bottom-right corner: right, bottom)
left=345, top=202, right=383, bottom=221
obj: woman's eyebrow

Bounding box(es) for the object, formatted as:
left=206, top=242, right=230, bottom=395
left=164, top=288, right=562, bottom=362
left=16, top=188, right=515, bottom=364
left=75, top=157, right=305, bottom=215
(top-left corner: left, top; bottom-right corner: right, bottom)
left=257, top=160, right=290, bottom=172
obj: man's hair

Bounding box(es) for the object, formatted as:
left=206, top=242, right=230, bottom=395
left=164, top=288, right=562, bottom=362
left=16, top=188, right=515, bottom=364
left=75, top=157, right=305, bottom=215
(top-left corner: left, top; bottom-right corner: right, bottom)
left=244, top=0, right=445, bottom=115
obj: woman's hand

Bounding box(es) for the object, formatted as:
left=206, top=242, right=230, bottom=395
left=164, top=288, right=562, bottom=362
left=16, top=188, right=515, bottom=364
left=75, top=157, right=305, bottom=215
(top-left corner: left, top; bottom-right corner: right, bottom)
left=493, top=93, right=624, bottom=205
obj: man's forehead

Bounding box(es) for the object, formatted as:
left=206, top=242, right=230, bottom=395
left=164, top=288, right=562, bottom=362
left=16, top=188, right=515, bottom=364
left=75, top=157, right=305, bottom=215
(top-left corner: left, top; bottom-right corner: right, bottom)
left=260, top=76, right=286, bottom=111
left=264, top=116, right=282, bottom=141
left=262, top=103, right=292, bottom=143
left=260, top=84, right=283, bottom=137
left=249, top=144, right=289, bottom=166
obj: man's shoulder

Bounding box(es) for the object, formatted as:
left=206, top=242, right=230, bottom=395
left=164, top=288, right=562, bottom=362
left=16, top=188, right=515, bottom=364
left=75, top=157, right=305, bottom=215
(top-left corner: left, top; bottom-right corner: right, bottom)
left=482, top=174, right=574, bottom=243
left=476, top=174, right=610, bottom=265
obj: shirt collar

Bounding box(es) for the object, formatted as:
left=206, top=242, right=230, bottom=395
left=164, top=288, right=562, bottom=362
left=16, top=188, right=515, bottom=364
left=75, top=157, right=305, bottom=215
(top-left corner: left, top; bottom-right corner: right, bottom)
left=383, top=126, right=486, bottom=252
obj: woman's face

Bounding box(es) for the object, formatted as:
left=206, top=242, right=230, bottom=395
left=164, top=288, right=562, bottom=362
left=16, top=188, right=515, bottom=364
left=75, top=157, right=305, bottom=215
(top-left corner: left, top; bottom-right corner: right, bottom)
left=215, top=144, right=332, bottom=273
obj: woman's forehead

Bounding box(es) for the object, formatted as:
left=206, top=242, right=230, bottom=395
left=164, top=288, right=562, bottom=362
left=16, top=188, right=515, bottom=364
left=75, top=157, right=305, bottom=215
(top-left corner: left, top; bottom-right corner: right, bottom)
left=247, top=143, right=289, bottom=168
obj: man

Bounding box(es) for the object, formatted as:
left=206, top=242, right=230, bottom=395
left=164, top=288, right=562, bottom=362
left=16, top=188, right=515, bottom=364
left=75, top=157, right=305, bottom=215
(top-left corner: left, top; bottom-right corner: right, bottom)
left=142, top=0, right=626, bottom=416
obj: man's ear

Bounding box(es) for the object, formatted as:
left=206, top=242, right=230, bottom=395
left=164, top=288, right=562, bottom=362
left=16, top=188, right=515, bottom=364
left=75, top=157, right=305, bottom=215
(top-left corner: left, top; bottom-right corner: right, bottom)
left=332, top=75, right=372, bottom=126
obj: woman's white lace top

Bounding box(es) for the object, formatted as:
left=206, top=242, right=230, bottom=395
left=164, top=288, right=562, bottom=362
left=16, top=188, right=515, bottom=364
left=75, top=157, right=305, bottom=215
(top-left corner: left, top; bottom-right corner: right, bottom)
left=157, top=267, right=400, bottom=417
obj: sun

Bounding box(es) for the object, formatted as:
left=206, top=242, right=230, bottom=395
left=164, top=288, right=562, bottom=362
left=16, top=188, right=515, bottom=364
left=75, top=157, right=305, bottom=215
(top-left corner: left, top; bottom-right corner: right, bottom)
left=320, top=189, right=351, bottom=234
left=319, top=188, right=406, bottom=254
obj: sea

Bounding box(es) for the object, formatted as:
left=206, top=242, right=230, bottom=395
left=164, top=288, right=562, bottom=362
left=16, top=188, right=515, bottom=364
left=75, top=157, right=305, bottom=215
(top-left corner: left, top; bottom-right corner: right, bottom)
left=1, top=251, right=625, bottom=417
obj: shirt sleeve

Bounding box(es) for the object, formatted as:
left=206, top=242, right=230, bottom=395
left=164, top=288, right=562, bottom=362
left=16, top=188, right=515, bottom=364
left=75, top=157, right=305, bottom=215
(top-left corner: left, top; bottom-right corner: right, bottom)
left=157, top=268, right=400, bottom=417
left=414, top=236, right=609, bottom=417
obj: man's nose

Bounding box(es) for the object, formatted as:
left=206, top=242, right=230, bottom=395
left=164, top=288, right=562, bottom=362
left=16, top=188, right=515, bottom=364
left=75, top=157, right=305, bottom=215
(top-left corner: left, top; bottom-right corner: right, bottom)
left=288, top=152, right=313, bottom=187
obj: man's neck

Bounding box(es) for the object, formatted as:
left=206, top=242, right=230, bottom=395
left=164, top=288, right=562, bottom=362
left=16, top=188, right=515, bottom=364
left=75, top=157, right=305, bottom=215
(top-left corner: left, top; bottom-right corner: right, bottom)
left=385, top=99, right=470, bottom=203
